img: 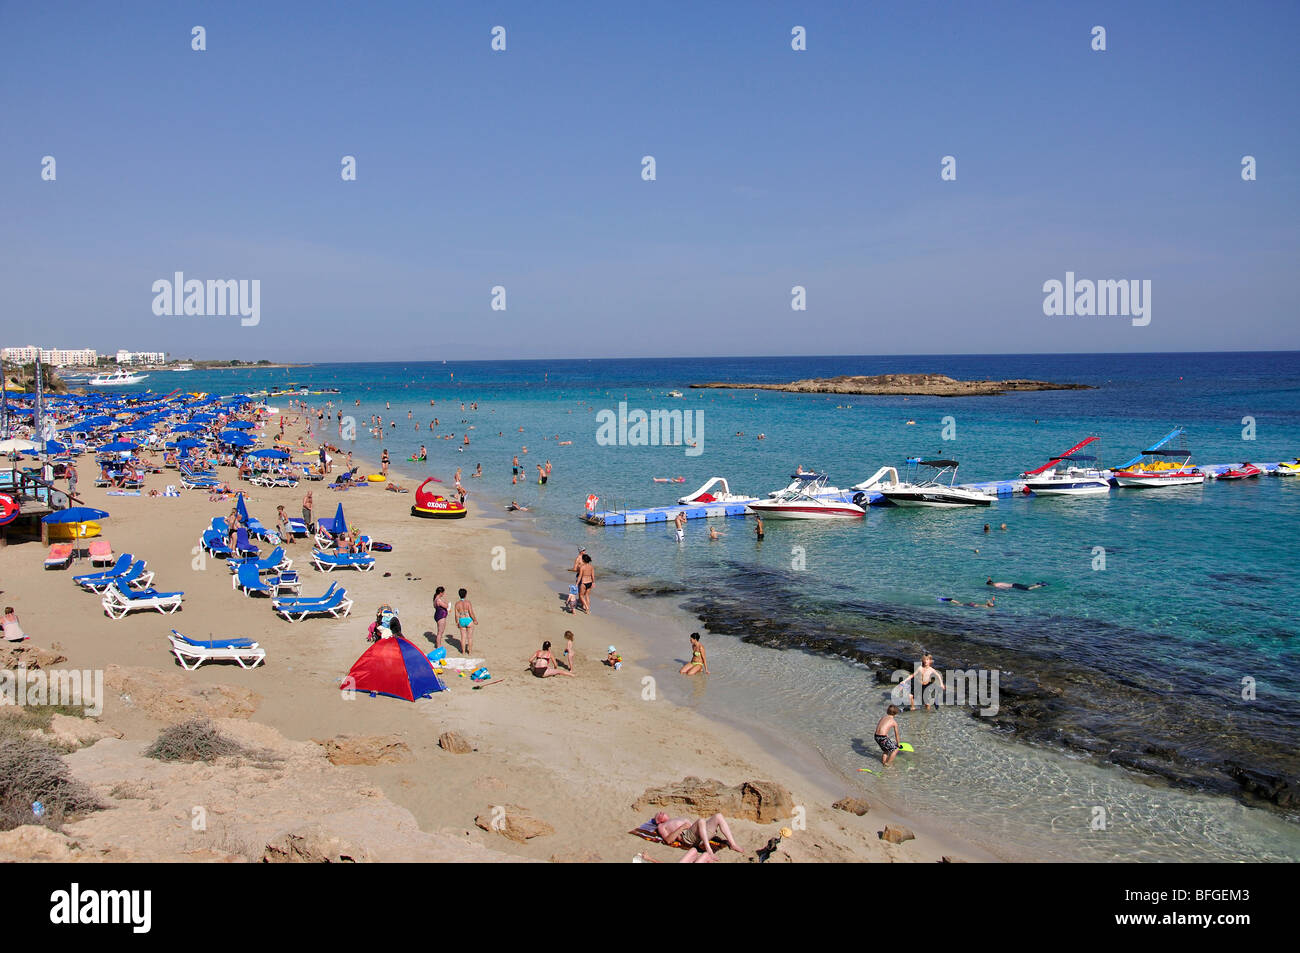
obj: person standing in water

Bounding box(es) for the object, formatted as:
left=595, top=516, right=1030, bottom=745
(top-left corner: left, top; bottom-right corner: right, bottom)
left=674, top=510, right=686, bottom=544
left=755, top=515, right=765, bottom=541
left=874, top=705, right=903, bottom=765
left=897, top=653, right=946, bottom=711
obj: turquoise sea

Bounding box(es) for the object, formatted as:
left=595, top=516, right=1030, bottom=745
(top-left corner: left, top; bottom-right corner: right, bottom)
left=153, top=352, right=1300, bottom=860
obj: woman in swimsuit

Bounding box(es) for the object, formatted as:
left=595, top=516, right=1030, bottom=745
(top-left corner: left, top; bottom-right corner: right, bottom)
left=432, top=586, right=449, bottom=648
left=679, top=632, right=708, bottom=675
left=454, top=588, right=477, bottom=654
left=529, top=641, right=575, bottom=678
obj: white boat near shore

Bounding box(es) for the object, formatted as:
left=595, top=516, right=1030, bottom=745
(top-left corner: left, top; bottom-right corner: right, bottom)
left=89, top=369, right=149, bottom=386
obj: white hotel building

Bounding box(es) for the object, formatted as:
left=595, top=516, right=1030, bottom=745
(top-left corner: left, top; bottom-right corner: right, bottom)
left=1, top=346, right=99, bottom=367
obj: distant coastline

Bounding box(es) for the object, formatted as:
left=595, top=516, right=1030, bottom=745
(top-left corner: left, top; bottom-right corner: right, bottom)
left=691, top=373, right=1093, bottom=397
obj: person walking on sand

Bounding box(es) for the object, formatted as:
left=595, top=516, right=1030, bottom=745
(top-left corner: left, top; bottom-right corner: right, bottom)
left=680, top=632, right=708, bottom=675
left=896, top=652, right=946, bottom=711
left=381, top=448, right=390, bottom=476
left=302, top=490, right=314, bottom=532
left=66, top=460, right=77, bottom=498
left=875, top=705, right=903, bottom=765
left=563, top=630, right=576, bottom=671
left=674, top=510, right=686, bottom=544
left=432, top=586, right=450, bottom=648
left=276, top=505, right=294, bottom=545
left=454, top=588, right=478, bottom=654
left=577, top=553, right=595, bottom=613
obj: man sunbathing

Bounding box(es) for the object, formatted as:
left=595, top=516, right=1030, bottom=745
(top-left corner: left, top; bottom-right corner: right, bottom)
left=653, top=811, right=743, bottom=857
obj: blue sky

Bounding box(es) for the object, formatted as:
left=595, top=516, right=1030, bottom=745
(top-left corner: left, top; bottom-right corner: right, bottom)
left=2, top=0, right=1296, bottom=361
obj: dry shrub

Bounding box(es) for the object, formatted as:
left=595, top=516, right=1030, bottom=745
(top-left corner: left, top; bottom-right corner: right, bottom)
left=0, top=734, right=102, bottom=832
left=144, top=718, right=273, bottom=764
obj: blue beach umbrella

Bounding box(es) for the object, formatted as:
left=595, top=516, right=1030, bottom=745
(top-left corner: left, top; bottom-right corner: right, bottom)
left=236, top=492, right=250, bottom=524
left=98, top=441, right=139, bottom=452
left=333, top=503, right=347, bottom=535
left=248, top=448, right=288, bottom=459
left=175, top=437, right=204, bottom=449
left=43, top=506, right=111, bottom=524
left=225, top=420, right=256, bottom=429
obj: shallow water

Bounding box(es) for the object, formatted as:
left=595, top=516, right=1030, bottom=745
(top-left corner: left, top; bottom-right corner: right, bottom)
left=139, top=353, right=1300, bottom=859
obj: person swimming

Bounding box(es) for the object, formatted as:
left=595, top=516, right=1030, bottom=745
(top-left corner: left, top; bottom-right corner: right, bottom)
left=986, top=578, right=1047, bottom=590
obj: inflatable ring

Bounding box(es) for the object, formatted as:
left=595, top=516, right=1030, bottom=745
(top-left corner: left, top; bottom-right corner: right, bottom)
left=367, top=473, right=386, bottom=482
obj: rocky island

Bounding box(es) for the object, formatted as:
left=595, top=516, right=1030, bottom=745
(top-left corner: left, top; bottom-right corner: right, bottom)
left=690, top=373, right=1093, bottom=397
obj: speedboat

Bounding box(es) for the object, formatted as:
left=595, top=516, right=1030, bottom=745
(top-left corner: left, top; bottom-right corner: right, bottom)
left=1112, top=432, right=1203, bottom=488
left=677, top=477, right=756, bottom=505
left=1214, top=462, right=1262, bottom=481
left=874, top=459, right=996, bottom=507
left=89, top=369, right=148, bottom=387
left=1023, top=461, right=1111, bottom=495
left=748, top=472, right=865, bottom=519
left=1021, top=438, right=1111, bottom=496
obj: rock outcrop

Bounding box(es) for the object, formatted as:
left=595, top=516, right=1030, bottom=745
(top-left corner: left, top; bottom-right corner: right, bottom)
left=633, top=777, right=795, bottom=824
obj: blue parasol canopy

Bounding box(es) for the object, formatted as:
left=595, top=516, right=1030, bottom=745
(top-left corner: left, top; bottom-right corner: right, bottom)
left=43, top=506, right=111, bottom=524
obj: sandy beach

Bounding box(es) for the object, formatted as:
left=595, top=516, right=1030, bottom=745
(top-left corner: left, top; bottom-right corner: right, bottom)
left=0, top=414, right=994, bottom=863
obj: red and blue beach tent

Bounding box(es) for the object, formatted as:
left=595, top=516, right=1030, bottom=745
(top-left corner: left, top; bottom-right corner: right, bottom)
left=345, top=636, right=446, bottom=701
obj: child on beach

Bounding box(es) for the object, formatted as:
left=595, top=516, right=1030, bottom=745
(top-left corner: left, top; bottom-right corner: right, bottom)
left=563, top=630, right=575, bottom=671
left=605, top=646, right=622, bottom=669
left=874, top=705, right=903, bottom=765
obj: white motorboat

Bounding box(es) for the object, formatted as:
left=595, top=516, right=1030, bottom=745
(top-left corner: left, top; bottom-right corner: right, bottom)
left=1021, top=439, right=1111, bottom=495
left=748, top=472, right=865, bottom=519
left=677, top=477, right=756, bottom=505
left=1022, top=462, right=1111, bottom=495
left=172, top=363, right=194, bottom=372
left=873, top=459, right=996, bottom=507
left=88, top=369, right=149, bottom=387
left=1112, top=430, right=1204, bottom=488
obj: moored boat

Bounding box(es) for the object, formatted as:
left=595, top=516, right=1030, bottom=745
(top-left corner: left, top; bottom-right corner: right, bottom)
left=874, top=459, right=996, bottom=507
left=1112, top=429, right=1203, bottom=488
left=748, top=472, right=865, bottom=519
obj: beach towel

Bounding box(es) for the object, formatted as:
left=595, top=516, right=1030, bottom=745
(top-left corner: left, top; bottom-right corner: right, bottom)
left=107, top=490, right=142, bottom=496
left=629, top=820, right=727, bottom=850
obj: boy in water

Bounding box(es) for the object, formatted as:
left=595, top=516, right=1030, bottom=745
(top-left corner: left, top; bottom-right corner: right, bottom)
left=897, top=653, right=945, bottom=711
left=874, top=705, right=903, bottom=765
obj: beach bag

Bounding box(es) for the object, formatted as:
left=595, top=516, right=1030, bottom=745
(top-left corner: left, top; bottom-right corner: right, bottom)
left=470, top=667, right=490, bottom=681
left=427, top=647, right=447, bottom=662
